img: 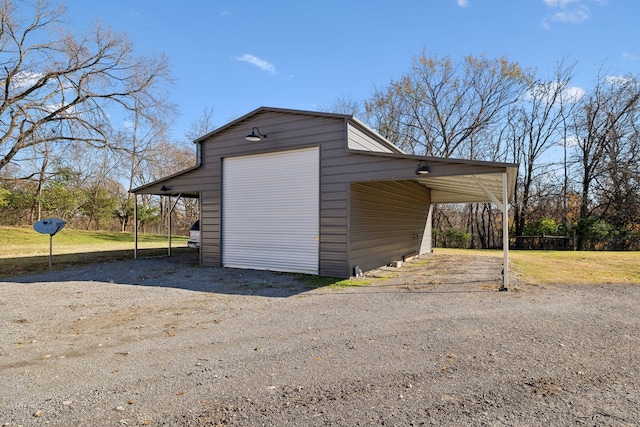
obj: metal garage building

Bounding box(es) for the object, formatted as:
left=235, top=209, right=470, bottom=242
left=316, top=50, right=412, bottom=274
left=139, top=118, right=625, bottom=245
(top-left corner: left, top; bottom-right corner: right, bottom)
left=132, top=107, right=517, bottom=281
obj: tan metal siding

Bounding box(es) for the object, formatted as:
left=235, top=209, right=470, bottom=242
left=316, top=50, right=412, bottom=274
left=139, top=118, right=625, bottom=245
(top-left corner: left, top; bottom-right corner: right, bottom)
left=200, top=189, right=220, bottom=267
left=347, top=125, right=396, bottom=153
left=349, top=181, right=431, bottom=274
left=319, top=140, right=350, bottom=277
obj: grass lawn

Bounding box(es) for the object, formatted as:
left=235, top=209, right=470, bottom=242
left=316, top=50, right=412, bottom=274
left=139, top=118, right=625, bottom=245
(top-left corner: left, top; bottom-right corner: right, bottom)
left=435, top=248, right=640, bottom=285
left=0, top=226, right=192, bottom=278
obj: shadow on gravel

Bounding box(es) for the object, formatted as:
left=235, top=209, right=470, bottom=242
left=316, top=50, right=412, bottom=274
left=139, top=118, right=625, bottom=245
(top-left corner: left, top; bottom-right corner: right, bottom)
left=0, top=247, right=196, bottom=278
left=1, top=253, right=344, bottom=298
left=2, top=253, right=511, bottom=297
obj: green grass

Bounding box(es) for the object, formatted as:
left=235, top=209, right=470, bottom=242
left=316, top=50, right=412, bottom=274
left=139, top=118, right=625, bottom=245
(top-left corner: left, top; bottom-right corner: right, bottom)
left=294, top=274, right=371, bottom=289
left=0, top=226, right=191, bottom=278
left=509, top=250, right=640, bottom=285
left=434, top=248, right=640, bottom=285
left=0, top=226, right=186, bottom=256
left=327, top=278, right=372, bottom=288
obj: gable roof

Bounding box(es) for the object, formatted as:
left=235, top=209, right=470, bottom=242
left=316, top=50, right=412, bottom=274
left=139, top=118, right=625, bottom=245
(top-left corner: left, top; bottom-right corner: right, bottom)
left=194, top=107, right=347, bottom=143
left=195, top=106, right=405, bottom=154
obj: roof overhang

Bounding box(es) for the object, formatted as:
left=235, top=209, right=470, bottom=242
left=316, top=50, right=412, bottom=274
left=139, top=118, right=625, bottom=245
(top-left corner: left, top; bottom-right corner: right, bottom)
left=130, top=165, right=201, bottom=197
left=419, top=172, right=516, bottom=204
left=347, top=149, right=518, bottom=205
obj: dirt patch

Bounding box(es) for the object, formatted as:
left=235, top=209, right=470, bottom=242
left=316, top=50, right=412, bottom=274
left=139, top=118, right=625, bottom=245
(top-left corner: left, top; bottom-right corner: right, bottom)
left=1, top=253, right=639, bottom=426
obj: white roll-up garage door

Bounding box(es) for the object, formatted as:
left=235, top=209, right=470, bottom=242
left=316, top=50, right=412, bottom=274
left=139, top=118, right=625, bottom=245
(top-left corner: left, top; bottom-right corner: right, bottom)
left=222, top=147, right=320, bottom=274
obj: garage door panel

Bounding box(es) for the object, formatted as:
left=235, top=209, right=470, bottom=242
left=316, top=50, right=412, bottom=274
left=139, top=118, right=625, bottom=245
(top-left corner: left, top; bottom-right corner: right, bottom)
left=222, top=147, right=319, bottom=274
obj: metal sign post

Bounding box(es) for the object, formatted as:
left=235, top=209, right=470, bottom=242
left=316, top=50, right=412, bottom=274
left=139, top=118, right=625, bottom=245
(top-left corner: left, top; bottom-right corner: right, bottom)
left=49, top=233, right=53, bottom=268
left=33, top=218, right=67, bottom=269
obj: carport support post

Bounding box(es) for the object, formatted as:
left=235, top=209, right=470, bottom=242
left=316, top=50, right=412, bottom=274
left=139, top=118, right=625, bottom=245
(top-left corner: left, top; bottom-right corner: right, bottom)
left=167, top=193, right=182, bottom=257
left=168, top=196, right=172, bottom=257
left=134, top=194, right=138, bottom=259
left=502, top=172, right=509, bottom=291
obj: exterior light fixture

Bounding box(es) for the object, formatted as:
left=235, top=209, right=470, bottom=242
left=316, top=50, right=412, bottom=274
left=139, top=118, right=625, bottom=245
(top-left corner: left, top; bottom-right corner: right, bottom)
left=245, top=127, right=267, bottom=142
left=160, top=185, right=171, bottom=192
left=415, top=164, right=430, bottom=175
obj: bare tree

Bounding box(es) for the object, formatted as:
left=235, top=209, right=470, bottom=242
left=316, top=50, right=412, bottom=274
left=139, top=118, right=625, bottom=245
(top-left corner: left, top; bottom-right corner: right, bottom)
left=364, top=51, right=532, bottom=158
left=569, top=71, right=640, bottom=227
left=327, top=95, right=364, bottom=117
left=597, top=119, right=640, bottom=232
left=506, top=60, right=577, bottom=245
left=110, top=97, right=177, bottom=231
left=184, top=107, right=216, bottom=143
left=569, top=72, right=640, bottom=249
left=0, top=0, right=172, bottom=172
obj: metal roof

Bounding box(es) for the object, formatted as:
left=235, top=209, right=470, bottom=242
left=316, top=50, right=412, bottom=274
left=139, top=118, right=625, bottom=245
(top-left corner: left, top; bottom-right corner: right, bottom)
left=345, top=149, right=518, bottom=204
left=420, top=172, right=515, bottom=204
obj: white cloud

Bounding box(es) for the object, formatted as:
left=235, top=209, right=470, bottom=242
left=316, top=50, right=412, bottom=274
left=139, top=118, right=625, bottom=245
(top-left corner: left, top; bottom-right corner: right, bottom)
left=44, top=102, right=77, bottom=116
left=558, top=135, right=581, bottom=148
left=622, top=51, right=639, bottom=61
left=550, top=7, right=589, bottom=24
left=234, top=54, right=276, bottom=75
left=544, top=0, right=579, bottom=6
left=12, top=71, right=44, bottom=89
left=542, top=0, right=596, bottom=28
left=457, top=0, right=469, bottom=7
left=605, top=75, right=635, bottom=86
left=524, top=82, right=585, bottom=104
left=564, top=86, right=586, bottom=102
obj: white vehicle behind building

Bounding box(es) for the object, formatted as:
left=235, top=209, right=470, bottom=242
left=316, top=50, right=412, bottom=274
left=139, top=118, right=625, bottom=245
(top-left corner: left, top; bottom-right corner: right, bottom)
left=187, top=220, right=200, bottom=248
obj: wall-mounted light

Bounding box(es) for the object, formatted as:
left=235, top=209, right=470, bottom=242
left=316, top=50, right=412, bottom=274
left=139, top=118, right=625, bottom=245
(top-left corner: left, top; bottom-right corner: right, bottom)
left=415, top=163, right=430, bottom=176
left=245, top=127, right=267, bottom=142
left=160, top=185, right=171, bottom=192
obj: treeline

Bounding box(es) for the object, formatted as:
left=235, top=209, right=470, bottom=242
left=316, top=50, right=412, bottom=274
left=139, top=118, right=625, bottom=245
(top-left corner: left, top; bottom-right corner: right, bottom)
left=2, top=2, right=639, bottom=249
left=334, top=54, right=640, bottom=250
left=0, top=1, right=208, bottom=234
left=0, top=142, right=198, bottom=233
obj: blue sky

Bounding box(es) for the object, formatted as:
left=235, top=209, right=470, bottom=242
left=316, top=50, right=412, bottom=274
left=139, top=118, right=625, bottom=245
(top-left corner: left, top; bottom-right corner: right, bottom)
left=63, top=0, right=638, bottom=141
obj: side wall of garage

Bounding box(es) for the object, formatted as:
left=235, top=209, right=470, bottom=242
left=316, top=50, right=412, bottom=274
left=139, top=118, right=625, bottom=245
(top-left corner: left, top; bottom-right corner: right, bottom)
left=349, top=181, right=431, bottom=274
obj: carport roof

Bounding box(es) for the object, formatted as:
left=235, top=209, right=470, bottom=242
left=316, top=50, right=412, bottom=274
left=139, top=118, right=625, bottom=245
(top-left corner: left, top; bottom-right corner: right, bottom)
left=422, top=173, right=514, bottom=204
left=130, top=165, right=201, bottom=198
left=345, top=149, right=517, bottom=204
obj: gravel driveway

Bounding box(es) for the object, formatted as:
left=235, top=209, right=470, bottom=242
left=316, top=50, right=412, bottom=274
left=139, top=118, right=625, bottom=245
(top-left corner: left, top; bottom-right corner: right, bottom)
left=1, top=253, right=639, bottom=426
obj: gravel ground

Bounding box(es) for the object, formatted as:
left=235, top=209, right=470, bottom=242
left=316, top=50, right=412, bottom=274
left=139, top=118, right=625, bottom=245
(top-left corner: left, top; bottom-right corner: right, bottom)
left=1, top=253, right=639, bottom=426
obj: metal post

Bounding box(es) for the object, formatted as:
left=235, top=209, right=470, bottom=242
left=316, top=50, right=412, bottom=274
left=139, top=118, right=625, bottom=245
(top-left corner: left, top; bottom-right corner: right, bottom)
left=49, top=234, right=53, bottom=269
left=168, top=196, right=172, bottom=257
left=167, top=194, right=182, bottom=257
left=501, top=172, right=509, bottom=291
left=134, top=195, right=138, bottom=259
